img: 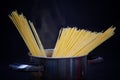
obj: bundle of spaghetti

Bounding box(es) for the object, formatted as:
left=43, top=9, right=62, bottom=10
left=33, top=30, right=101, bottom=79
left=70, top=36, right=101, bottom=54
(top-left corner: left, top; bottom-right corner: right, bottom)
left=52, top=26, right=115, bottom=57
left=72, top=26, right=116, bottom=57
left=8, top=11, right=46, bottom=57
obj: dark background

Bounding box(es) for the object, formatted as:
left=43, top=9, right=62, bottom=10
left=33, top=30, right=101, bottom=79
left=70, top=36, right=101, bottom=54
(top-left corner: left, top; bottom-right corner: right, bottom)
left=1, top=0, right=120, bottom=80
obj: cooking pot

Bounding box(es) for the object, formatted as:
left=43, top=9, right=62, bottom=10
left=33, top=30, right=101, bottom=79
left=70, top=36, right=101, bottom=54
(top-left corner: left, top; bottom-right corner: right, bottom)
left=9, top=49, right=103, bottom=80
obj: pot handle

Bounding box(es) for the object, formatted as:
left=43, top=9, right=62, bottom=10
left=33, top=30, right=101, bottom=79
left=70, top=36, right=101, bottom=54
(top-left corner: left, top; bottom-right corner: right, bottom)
left=87, top=56, right=104, bottom=64
left=9, top=63, right=44, bottom=72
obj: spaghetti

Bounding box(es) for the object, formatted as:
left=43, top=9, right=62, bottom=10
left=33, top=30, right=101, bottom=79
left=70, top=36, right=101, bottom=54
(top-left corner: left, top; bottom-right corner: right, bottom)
left=9, top=10, right=116, bottom=58
left=9, top=11, right=46, bottom=57
left=52, top=26, right=115, bottom=57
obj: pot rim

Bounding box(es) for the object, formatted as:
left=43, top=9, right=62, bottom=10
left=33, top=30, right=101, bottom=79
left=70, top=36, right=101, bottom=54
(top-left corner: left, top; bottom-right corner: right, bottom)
left=29, top=49, right=87, bottom=59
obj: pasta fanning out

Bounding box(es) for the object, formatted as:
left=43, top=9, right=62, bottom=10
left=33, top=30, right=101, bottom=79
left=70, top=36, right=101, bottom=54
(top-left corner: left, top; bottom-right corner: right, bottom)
left=52, top=26, right=116, bottom=58
left=9, top=11, right=46, bottom=57
left=9, top=10, right=116, bottom=58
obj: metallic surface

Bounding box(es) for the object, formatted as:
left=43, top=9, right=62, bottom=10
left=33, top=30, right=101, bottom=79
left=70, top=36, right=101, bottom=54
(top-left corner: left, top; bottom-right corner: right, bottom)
left=30, top=56, right=87, bottom=80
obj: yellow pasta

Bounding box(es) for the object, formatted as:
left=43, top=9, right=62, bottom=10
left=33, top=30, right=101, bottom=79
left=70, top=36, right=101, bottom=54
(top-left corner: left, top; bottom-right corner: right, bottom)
left=72, top=27, right=115, bottom=57
left=29, top=21, right=45, bottom=55
left=9, top=11, right=46, bottom=57
left=9, top=10, right=116, bottom=58
left=52, top=26, right=115, bottom=58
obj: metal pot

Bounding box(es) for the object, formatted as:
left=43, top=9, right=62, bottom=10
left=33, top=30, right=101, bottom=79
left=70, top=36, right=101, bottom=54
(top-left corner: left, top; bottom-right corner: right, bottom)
left=9, top=49, right=103, bottom=80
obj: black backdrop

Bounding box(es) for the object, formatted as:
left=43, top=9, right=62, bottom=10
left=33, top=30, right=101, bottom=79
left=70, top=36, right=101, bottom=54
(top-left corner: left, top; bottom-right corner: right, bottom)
left=1, top=0, right=120, bottom=80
